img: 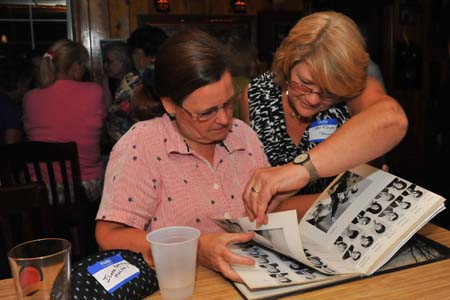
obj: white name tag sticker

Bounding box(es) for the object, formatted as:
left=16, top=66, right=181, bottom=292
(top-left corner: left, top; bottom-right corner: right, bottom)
left=309, top=119, right=338, bottom=143
left=87, top=253, right=140, bottom=293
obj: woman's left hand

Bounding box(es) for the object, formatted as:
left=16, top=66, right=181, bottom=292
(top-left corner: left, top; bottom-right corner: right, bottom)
left=197, top=232, right=255, bottom=283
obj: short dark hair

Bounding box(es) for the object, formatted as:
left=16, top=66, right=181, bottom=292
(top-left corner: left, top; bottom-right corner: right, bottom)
left=127, top=25, right=168, bottom=57
left=155, top=29, right=231, bottom=106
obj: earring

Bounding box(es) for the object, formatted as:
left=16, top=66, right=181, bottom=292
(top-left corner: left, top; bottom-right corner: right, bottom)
left=168, top=112, right=176, bottom=120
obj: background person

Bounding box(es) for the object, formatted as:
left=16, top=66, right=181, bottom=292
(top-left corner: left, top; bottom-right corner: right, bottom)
left=0, top=58, right=32, bottom=144
left=240, top=11, right=408, bottom=226
left=95, top=29, right=272, bottom=283
left=105, top=25, right=168, bottom=144
left=222, top=34, right=266, bottom=118
left=22, top=39, right=106, bottom=202
left=100, top=41, right=135, bottom=109
left=99, top=41, right=136, bottom=157
left=26, top=48, right=45, bottom=89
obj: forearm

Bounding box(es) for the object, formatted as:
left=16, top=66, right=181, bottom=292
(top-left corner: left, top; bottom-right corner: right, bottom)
left=272, top=194, right=319, bottom=220
left=310, top=98, right=408, bottom=178
left=95, top=221, right=154, bottom=266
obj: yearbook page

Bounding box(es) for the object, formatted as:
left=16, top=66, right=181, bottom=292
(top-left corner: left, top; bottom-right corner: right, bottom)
left=216, top=164, right=446, bottom=292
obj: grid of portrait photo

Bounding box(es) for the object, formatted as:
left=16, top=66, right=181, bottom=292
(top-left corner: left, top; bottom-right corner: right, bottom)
left=332, top=177, right=426, bottom=264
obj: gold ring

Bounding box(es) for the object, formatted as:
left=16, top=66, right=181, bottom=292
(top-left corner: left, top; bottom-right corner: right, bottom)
left=251, top=187, right=259, bottom=193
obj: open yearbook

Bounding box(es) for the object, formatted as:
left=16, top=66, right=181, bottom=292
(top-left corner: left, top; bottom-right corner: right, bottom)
left=215, top=164, right=448, bottom=300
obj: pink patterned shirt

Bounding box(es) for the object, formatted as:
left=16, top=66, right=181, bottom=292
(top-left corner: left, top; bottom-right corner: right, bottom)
left=96, top=114, right=269, bottom=233
left=23, top=80, right=106, bottom=182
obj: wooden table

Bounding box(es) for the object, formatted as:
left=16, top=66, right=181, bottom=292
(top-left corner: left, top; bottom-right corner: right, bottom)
left=1, top=223, right=449, bottom=300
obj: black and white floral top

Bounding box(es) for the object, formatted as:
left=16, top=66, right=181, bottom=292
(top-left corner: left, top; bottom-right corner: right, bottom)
left=248, top=72, right=351, bottom=194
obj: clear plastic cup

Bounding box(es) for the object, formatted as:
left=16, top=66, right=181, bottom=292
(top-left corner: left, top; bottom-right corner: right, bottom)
left=8, top=238, right=71, bottom=300
left=146, top=226, right=200, bottom=300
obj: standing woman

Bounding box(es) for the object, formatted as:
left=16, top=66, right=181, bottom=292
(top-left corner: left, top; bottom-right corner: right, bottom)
left=240, top=11, right=408, bottom=225
left=23, top=39, right=106, bottom=202
left=101, top=41, right=135, bottom=109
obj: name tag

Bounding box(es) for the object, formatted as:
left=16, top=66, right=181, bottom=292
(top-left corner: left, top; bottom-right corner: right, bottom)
left=309, top=119, right=338, bottom=143
left=87, top=254, right=140, bottom=293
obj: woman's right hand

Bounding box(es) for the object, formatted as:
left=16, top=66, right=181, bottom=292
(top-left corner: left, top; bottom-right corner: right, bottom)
left=243, top=164, right=310, bottom=227
left=197, top=232, right=255, bottom=283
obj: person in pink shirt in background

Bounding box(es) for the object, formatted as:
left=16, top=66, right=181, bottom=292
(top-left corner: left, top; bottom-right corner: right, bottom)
left=22, top=39, right=106, bottom=202
left=95, top=29, right=282, bottom=283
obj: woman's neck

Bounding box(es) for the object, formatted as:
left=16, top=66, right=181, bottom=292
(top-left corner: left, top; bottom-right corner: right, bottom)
left=283, top=90, right=314, bottom=124
left=172, top=120, right=216, bottom=165
left=282, top=89, right=311, bottom=146
left=185, top=137, right=216, bottom=165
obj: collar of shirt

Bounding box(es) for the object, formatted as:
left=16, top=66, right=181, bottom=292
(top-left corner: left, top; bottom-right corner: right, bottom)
left=160, top=114, right=246, bottom=155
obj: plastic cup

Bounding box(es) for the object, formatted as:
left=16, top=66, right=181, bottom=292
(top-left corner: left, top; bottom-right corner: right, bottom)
left=146, top=226, right=200, bottom=300
left=8, top=238, right=71, bottom=300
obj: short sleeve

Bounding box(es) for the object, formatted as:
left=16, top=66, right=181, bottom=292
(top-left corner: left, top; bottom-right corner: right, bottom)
left=96, top=124, right=161, bottom=229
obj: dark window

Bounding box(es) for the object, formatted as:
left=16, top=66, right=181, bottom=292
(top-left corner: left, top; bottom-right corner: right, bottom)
left=0, top=1, right=69, bottom=59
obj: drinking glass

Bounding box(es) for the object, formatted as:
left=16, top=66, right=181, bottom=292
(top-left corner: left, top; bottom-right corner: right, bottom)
left=8, top=238, right=71, bottom=300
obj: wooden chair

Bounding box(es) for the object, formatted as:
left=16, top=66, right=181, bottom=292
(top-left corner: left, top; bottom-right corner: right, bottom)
left=0, top=141, right=86, bottom=204
left=0, top=141, right=99, bottom=272
left=0, top=182, right=50, bottom=278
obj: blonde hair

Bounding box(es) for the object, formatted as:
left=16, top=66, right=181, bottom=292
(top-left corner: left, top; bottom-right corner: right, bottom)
left=39, top=39, right=89, bottom=88
left=272, top=11, right=369, bottom=98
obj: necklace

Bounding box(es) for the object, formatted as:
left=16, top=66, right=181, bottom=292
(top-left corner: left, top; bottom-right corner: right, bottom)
left=286, top=90, right=314, bottom=123
left=290, top=110, right=313, bottom=123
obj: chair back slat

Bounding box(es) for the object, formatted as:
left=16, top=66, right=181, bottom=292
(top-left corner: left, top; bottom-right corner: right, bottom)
left=45, top=160, right=59, bottom=203
left=60, top=160, right=72, bottom=204
left=23, top=162, right=32, bottom=182
left=33, top=161, right=43, bottom=181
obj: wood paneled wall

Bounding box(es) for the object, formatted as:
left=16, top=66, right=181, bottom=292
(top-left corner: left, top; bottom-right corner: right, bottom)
left=71, top=0, right=305, bottom=79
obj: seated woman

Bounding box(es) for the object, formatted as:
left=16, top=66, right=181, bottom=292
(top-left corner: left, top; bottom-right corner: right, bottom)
left=22, top=39, right=106, bottom=202
left=95, top=29, right=272, bottom=282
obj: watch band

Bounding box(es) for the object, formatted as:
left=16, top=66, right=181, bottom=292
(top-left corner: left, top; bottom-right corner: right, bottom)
left=293, top=153, right=320, bottom=184
left=302, top=157, right=320, bottom=184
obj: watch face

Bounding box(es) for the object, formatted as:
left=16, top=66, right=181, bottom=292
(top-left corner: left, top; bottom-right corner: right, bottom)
left=294, top=153, right=308, bottom=164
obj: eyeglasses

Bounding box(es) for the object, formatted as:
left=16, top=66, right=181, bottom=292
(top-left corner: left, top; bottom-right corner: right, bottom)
left=287, top=80, right=338, bottom=104
left=181, top=98, right=236, bottom=122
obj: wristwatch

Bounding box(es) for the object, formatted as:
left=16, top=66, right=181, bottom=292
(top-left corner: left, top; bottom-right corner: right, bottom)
left=293, top=153, right=320, bottom=184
